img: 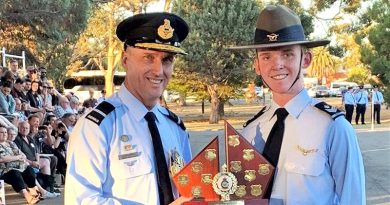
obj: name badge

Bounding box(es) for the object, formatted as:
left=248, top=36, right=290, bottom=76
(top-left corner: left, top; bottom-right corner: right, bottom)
left=118, top=152, right=141, bottom=160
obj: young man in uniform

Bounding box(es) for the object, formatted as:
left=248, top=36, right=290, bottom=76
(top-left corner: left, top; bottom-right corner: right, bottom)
left=372, top=85, right=384, bottom=124
left=343, top=86, right=356, bottom=123
left=354, top=85, right=369, bottom=124
left=232, top=5, right=366, bottom=205
left=65, top=13, right=192, bottom=205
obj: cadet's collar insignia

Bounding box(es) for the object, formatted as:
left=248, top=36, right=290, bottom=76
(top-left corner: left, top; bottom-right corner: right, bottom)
left=158, top=19, right=174, bottom=40
left=267, top=33, right=279, bottom=42
left=297, top=145, right=318, bottom=156
left=120, top=135, right=131, bottom=142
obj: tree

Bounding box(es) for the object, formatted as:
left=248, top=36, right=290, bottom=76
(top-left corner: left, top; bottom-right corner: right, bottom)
left=173, top=0, right=260, bottom=124
left=0, top=0, right=90, bottom=86
left=69, top=0, right=158, bottom=96
left=307, top=47, right=336, bottom=84
left=358, top=0, right=390, bottom=102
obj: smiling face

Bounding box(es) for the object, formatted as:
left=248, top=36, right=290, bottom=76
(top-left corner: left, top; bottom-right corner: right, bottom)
left=31, top=81, right=39, bottom=92
left=121, top=47, right=175, bottom=109
left=254, top=45, right=312, bottom=105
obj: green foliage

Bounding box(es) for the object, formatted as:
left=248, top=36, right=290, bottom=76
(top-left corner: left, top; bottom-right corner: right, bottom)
left=173, top=0, right=260, bottom=91
left=347, top=66, right=370, bottom=84
left=329, top=45, right=346, bottom=58
left=358, top=0, right=390, bottom=103
left=0, top=0, right=90, bottom=86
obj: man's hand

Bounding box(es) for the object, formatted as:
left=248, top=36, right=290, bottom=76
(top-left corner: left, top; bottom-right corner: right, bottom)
left=169, top=196, right=193, bottom=205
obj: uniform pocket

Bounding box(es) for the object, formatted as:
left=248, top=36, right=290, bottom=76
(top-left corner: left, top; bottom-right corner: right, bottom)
left=284, top=149, right=325, bottom=176
left=110, top=152, right=152, bottom=180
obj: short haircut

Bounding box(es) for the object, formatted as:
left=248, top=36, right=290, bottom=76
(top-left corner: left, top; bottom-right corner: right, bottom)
left=1, top=80, right=13, bottom=88
left=28, top=114, right=40, bottom=121
left=62, top=113, right=75, bottom=119
left=15, top=78, right=25, bottom=84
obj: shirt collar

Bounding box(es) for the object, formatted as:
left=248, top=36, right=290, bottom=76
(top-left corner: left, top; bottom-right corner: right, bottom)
left=117, top=84, right=161, bottom=122
left=269, top=89, right=311, bottom=120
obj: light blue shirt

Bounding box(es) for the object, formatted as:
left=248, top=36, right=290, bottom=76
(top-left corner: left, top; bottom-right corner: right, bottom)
left=65, top=84, right=192, bottom=205
left=0, top=91, right=15, bottom=115
left=241, top=89, right=366, bottom=205
left=372, top=90, right=384, bottom=104
left=354, top=90, right=369, bottom=105
left=343, top=91, right=356, bottom=105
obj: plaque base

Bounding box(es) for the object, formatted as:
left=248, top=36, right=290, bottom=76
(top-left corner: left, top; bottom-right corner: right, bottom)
left=183, top=199, right=268, bottom=205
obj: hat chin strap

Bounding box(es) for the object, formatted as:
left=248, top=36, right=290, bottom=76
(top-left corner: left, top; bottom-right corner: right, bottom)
left=256, top=49, right=303, bottom=92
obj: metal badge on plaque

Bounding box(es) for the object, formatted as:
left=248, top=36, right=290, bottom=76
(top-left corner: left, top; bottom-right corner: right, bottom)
left=173, top=121, right=273, bottom=205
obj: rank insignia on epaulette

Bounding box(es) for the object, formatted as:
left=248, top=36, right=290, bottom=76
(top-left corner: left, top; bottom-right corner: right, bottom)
left=314, top=101, right=345, bottom=120
left=86, top=101, right=115, bottom=125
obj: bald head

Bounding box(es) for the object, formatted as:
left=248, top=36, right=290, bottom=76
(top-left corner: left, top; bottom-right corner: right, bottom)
left=59, top=96, right=70, bottom=109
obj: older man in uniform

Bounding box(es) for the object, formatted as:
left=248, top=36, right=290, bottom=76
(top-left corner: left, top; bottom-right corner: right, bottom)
left=232, top=5, right=365, bottom=205
left=65, top=13, right=192, bottom=205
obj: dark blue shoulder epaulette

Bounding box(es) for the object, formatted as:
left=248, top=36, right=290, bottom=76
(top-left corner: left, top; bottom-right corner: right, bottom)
left=85, top=101, right=115, bottom=125
left=160, top=108, right=186, bottom=131
left=243, top=106, right=267, bottom=128
left=314, top=102, right=345, bottom=120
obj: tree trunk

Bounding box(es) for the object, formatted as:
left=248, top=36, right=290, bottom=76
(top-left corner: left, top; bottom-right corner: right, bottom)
left=208, top=84, right=220, bottom=124
left=178, top=94, right=186, bottom=106
left=105, top=11, right=115, bottom=96
left=164, top=0, right=171, bottom=12
left=201, top=100, right=205, bottom=114
left=218, top=100, right=225, bottom=117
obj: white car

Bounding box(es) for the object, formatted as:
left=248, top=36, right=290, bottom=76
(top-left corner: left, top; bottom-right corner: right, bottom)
left=65, top=85, right=120, bottom=103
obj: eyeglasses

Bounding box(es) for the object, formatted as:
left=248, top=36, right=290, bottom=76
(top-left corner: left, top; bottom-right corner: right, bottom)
left=29, top=70, right=37, bottom=74
left=43, top=86, right=48, bottom=88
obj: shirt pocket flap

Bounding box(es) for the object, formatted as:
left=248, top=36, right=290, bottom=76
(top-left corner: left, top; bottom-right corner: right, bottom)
left=110, top=153, right=152, bottom=180
left=284, top=151, right=325, bottom=177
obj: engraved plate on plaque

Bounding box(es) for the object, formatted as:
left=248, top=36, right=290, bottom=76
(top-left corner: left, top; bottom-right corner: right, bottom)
left=230, top=161, right=242, bottom=173
left=178, top=174, right=189, bottom=186
left=228, top=135, right=240, bottom=147
left=201, top=174, right=213, bottom=184
left=244, top=170, right=256, bottom=182
left=258, top=164, right=271, bottom=176
left=250, top=184, right=262, bottom=197
left=192, top=162, right=203, bottom=173
left=243, top=149, right=254, bottom=161
left=205, top=149, right=217, bottom=161
left=234, top=185, right=246, bottom=198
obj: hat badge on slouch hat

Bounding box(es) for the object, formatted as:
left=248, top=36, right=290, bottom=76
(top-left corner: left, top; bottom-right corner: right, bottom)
left=230, top=5, right=330, bottom=49
left=116, top=12, right=189, bottom=55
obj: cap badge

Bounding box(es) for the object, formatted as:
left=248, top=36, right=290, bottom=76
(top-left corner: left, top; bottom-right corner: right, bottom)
left=267, top=33, right=279, bottom=42
left=158, top=19, right=174, bottom=40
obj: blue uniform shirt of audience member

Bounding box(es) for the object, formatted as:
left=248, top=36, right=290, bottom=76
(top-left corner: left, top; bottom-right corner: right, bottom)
left=0, top=80, right=16, bottom=115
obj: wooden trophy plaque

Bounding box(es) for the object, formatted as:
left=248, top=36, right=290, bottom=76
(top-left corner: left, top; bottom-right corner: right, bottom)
left=173, top=121, right=273, bottom=205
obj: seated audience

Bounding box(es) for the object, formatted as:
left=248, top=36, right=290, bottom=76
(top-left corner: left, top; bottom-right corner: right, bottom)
left=0, top=126, right=57, bottom=204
